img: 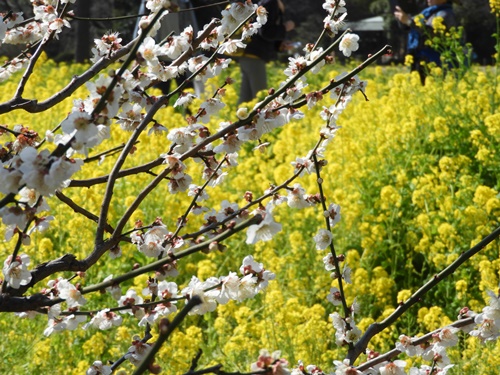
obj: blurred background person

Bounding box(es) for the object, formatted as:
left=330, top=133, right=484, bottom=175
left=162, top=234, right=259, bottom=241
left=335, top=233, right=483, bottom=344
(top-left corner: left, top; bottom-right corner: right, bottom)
left=238, top=0, right=295, bottom=104
left=394, top=0, right=458, bottom=84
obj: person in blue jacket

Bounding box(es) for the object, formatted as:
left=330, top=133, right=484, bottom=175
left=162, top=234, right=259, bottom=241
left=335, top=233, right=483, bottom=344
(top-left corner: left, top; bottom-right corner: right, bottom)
left=238, top=0, right=295, bottom=104
left=394, top=0, right=458, bottom=84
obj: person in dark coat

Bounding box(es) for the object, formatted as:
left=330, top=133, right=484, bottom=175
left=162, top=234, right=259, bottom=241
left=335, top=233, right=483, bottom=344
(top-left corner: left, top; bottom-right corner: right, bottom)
left=238, top=0, right=295, bottom=104
left=394, top=0, right=458, bottom=84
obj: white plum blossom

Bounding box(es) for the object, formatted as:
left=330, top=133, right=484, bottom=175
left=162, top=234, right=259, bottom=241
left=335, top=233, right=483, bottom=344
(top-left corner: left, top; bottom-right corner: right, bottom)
left=323, top=253, right=336, bottom=271
left=379, top=361, right=407, bottom=375
left=164, top=29, right=192, bottom=59
left=28, top=215, right=54, bottom=235
left=287, top=184, right=311, bottom=209
left=236, top=274, right=259, bottom=301
left=145, top=0, right=171, bottom=13
left=255, top=6, right=268, bottom=24
left=116, top=102, right=144, bottom=131
left=199, top=98, right=225, bottom=123
left=307, top=48, right=325, bottom=74
left=181, top=276, right=218, bottom=315
left=339, top=33, right=360, bottom=57
left=324, top=203, right=341, bottom=228
left=434, top=326, right=460, bottom=348
left=168, top=172, right=193, bottom=193
left=132, top=224, right=170, bottom=258
left=2, top=254, right=32, bottom=289
left=83, top=309, right=123, bottom=330
left=103, top=275, right=122, bottom=300
left=284, top=56, right=308, bottom=77
left=314, top=229, right=333, bottom=250
left=118, top=288, right=144, bottom=318
left=86, top=360, right=112, bottom=375
left=487, top=289, right=500, bottom=310
left=0, top=164, right=23, bottom=195
left=323, top=0, right=347, bottom=16
left=215, top=200, right=240, bottom=222
left=139, top=280, right=177, bottom=327
left=157, top=280, right=178, bottom=300
left=344, top=322, right=362, bottom=343
left=409, top=365, right=454, bottom=375
left=44, top=314, right=87, bottom=336
left=91, top=32, right=122, bottom=63
left=241, top=22, right=261, bottom=39
left=324, top=12, right=347, bottom=35
left=0, top=206, right=29, bottom=230
left=250, top=349, right=290, bottom=375
left=327, top=287, right=342, bottom=306
left=125, top=337, right=152, bottom=367
left=396, top=335, right=423, bottom=357
left=57, top=278, right=87, bottom=308
left=213, top=132, right=242, bottom=154
left=17, top=147, right=83, bottom=196
left=219, top=39, right=246, bottom=55
left=210, top=272, right=240, bottom=304
left=239, top=255, right=275, bottom=292
left=431, top=345, right=451, bottom=367
left=138, top=36, right=164, bottom=66
left=291, top=156, right=315, bottom=176
left=342, top=265, right=352, bottom=284
left=18, top=187, right=48, bottom=210
left=167, top=124, right=200, bottom=153
left=333, top=359, right=361, bottom=375
left=174, top=92, right=197, bottom=108
left=469, top=313, right=500, bottom=342
left=246, top=210, right=282, bottom=244
left=48, top=17, right=71, bottom=35
left=469, top=288, right=500, bottom=342
left=188, top=184, right=210, bottom=202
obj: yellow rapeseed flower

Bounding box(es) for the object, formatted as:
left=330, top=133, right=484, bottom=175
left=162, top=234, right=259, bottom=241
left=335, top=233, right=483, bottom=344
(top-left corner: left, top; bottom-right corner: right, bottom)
left=490, top=0, right=500, bottom=16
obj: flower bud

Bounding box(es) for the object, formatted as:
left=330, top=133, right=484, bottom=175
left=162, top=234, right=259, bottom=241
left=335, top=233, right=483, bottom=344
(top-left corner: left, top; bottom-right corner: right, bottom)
left=236, top=107, right=249, bottom=120
left=139, top=19, right=150, bottom=29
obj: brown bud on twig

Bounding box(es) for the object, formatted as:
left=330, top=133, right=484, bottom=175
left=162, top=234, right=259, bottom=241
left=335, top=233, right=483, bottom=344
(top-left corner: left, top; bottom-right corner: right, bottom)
left=244, top=191, right=253, bottom=202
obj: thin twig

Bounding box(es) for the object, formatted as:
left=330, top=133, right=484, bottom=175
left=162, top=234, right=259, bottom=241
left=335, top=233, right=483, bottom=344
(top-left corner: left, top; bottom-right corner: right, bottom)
left=55, top=191, right=115, bottom=234
left=132, top=296, right=202, bottom=375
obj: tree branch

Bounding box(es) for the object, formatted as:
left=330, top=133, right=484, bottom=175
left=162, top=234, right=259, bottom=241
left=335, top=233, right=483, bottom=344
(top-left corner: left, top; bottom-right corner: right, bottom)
left=346, top=225, right=500, bottom=363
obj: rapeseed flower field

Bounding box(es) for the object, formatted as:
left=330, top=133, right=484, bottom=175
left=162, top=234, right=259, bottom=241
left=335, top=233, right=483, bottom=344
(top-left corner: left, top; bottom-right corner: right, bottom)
left=1, top=52, right=500, bottom=374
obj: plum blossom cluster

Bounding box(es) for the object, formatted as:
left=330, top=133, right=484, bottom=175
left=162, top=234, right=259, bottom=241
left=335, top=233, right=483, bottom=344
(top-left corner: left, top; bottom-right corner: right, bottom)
left=181, top=255, right=275, bottom=315
left=0, top=1, right=75, bottom=82
left=469, top=289, right=500, bottom=341
left=322, top=0, right=347, bottom=36
left=357, top=289, right=500, bottom=374
left=282, top=285, right=500, bottom=374
left=37, top=253, right=273, bottom=327
left=321, top=0, right=360, bottom=57
left=131, top=218, right=184, bottom=259
left=0, top=141, right=81, bottom=240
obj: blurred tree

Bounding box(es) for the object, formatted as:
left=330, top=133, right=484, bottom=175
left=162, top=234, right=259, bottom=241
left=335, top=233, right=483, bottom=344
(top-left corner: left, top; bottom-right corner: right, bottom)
left=74, top=0, right=92, bottom=63
left=455, top=0, right=496, bottom=64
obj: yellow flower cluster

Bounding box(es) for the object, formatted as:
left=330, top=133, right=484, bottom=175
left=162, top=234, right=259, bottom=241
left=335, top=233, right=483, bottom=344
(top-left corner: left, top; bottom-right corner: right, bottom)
left=491, top=0, right=500, bottom=16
